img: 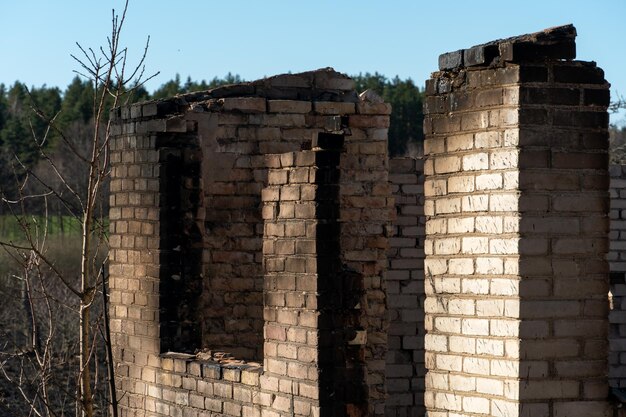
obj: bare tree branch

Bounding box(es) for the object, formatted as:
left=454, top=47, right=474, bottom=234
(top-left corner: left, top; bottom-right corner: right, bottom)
left=0, top=2, right=156, bottom=415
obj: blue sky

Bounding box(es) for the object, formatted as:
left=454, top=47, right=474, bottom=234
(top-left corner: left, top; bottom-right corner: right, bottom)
left=1, top=1, right=624, bottom=123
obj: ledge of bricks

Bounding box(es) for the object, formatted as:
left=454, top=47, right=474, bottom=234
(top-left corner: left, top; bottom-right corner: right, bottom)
left=160, top=352, right=263, bottom=386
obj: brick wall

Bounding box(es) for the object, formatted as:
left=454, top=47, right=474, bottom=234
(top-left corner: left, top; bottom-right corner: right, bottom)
left=423, top=25, right=611, bottom=416
left=339, top=108, right=394, bottom=416
left=423, top=63, right=523, bottom=417
left=262, top=144, right=385, bottom=416
left=260, top=105, right=395, bottom=416
left=109, top=69, right=393, bottom=417
left=197, top=98, right=321, bottom=360
left=385, top=160, right=626, bottom=413
left=109, top=26, right=619, bottom=417
left=386, top=157, right=426, bottom=416
left=610, top=165, right=626, bottom=388
left=108, top=132, right=162, bottom=415
left=262, top=149, right=332, bottom=417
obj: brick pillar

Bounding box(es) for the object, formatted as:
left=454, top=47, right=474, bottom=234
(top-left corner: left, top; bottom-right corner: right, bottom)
left=423, top=25, right=611, bottom=417
left=262, top=124, right=392, bottom=417
left=262, top=150, right=326, bottom=416
left=109, top=130, right=161, bottom=415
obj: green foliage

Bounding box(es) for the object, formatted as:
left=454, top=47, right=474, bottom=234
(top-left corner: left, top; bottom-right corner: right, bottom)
left=152, top=72, right=245, bottom=99
left=1, top=82, right=29, bottom=155
left=0, top=214, right=81, bottom=241
left=129, top=84, right=151, bottom=103
left=352, top=72, right=387, bottom=93
left=151, top=73, right=184, bottom=99
left=0, top=82, right=62, bottom=163
left=207, top=72, right=243, bottom=88
left=58, top=76, right=94, bottom=127
left=0, top=72, right=426, bottom=212
left=0, top=84, right=7, bottom=132
left=0, top=82, right=63, bottom=209
left=353, top=73, right=425, bottom=156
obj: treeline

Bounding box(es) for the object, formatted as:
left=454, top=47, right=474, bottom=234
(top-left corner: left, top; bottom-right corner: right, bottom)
left=0, top=72, right=423, bottom=162
left=0, top=72, right=425, bottom=218
left=2, top=72, right=625, bottom=216
left=0, top=73, right=249, bottom=170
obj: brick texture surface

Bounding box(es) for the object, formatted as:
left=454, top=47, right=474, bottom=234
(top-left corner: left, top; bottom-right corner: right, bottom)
left=109, top=68, right=392, bottom=417
left=610, top=165, right=626, bottom=389
left=423, top=28, right=611, bottom=417
left=109, top=27, right=621, bottom=417
left=386, top=157, right=426, bottom=417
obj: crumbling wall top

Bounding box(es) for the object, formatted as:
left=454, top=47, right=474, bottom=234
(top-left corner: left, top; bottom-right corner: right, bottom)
left=438, top=24, right=577, bottom=71
left=193, top=67, right=357, bottom=102
left=110, top=68, right=364, bottom=121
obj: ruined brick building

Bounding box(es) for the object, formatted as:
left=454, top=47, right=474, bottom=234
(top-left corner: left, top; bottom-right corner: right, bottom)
left=108, top=25, right=622, bottom=416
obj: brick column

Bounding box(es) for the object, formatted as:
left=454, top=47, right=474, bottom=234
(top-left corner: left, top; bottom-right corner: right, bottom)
left=262, top=123, right=392, bottom=416
left=109, top=129, right=161, bottom=415
left=262, top=150, right=326, bottom=416
left=423, top=25, right=611, bottom=417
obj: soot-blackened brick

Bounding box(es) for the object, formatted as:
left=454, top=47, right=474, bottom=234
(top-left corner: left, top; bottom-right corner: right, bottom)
left=521, top=87, right=581, bottom=106
left=553, top=110, right=609, bottom=128
left=449, top=91, right=473, bottom=112
left=554, top=64, right=606, bottom=85
left=519, top=66, right=549, bottom=83
left=437, top=25, right=577, bottom=72
left=500, top=40, right=576, bottom=63
left=463, top=44, right=499, bottom=67
left=438, top=50, right=463, bottom=71
left=518, top=108, right=549, bottom=125
left=584, top=89, right=611, bottom=106
left=582, top=132, right=610, bottom=150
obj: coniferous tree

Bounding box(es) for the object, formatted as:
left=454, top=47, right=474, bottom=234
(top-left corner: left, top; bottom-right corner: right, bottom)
left=59, top=77, right=94, bottom=127
left=0, top=84, right=7, bottom=132
left=353, top=72, right=425, bottom=156
left=0, top=82, right=62, bottom=165
left=151, top=73, right=183, bottom=99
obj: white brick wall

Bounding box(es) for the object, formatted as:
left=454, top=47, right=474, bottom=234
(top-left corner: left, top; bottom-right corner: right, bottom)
left=423, top=49, right=611, bottom=416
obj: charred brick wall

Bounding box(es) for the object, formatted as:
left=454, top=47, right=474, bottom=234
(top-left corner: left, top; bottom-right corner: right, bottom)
left=197, top=85, right=390, bottom=361
left=260, top=106, right=395, bottom=417
left=109, top=130, right=162, bottom=414
left=262, top=149, right=331, bottom=417
left=109, top=69, right=393, bottom=417
left=158, top=134, right=204, bottom=353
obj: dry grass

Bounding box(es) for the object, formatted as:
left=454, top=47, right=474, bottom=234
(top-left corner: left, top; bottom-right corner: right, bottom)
left=0, top=219, right=110, bottom=416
